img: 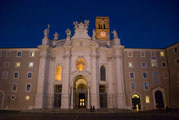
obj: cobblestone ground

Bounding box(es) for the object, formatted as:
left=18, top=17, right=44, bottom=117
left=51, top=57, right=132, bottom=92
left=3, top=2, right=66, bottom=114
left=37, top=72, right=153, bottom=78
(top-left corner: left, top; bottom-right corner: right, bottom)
left=0, top=110, right=179, bottom=120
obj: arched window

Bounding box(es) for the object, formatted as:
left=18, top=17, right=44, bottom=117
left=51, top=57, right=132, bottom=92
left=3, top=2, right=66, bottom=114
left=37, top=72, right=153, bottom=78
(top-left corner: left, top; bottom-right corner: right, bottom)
left=98, top=24, right=101, bottom=29
left=76, top=58, right=86, bottom=71
left=100, top=66, right=106, bottom=81
left=104, top=24, right=105, bottom=29
left=56, top=65, right=62, bottom=81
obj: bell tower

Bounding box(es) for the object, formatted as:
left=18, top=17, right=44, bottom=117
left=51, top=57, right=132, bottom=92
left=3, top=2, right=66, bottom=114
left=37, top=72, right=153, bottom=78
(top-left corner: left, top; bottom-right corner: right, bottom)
left=95, top=16, right=110, bottom=40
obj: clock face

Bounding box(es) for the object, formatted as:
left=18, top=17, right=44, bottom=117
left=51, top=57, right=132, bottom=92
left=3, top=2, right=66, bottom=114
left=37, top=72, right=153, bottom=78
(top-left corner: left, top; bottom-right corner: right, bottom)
left=100, top=31, right=106, bottom=37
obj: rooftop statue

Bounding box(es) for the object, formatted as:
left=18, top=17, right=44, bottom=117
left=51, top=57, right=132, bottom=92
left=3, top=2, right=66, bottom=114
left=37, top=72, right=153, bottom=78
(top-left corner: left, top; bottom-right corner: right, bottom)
left=92, top=29, right=96, bottom=41
left=71, top=20, right=91, bottom=40
left=112, top=29, right=118, bottom=39
left=112, top=29, right=120, bottom=45
left=65, top=28, right=71, bottom=41
left=53, top=32, right=59, bottom=41
left=44, top=24, right=50, bottom=38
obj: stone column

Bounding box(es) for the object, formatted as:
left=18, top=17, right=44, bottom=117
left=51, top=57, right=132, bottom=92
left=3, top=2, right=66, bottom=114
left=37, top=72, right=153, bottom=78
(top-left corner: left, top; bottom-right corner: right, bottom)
left=61, top=46, right=71, bottom=109
left=87, top=86, right=90, bottom=109
left=114, top=45, right=126, bottom=109
left=90, top=46, right=99, bottom=109
left=34, top=45, right=49, bottom=109
left=47, top=57, right=55, bottom=108
left=70, top=86, right=74, bottom=109
left=107, top=57, right=114, bottom=108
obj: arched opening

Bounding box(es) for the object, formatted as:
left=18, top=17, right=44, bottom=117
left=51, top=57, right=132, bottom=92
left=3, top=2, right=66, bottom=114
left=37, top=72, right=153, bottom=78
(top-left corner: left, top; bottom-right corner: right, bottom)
left=132, top=94, right=141, bottom=111
left=155, top=90, right=164, bottom=109
left=74, top=75, right=88, bottom=109
left=100, top=66, right=106, bottom=81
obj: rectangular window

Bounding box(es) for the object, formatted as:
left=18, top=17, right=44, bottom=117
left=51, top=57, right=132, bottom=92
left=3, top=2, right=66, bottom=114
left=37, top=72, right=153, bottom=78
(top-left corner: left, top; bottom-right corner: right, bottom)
left=129, top=72, right=135, bottom=79
left=14, top=72, right=19, bottom=79
left=6, top=51, right=11, bottom=57
left=161, top=61, right=167, bottom=68
left=29, top=62, right=34, bottom=68
left=26, top=83, right=31, bottom=92
left=173, top=47, right=178, bottom=53
left=4, top=62, right=10, bottom=68
left=176, top=58, right=179, bottom=65
left=127, top=51, right=133, bottom=57
left=12, top=83, right=17, bottom=92
left=29, top=51, right=35, bottom=57
left=128, top=62, right=134, bottom=68
left=160, top=51, right=165, bottom=57
left=15, top=62, right=21, bottom=67
left=2, top=71, right=8, bottom=79
left=145, top=96, right=150, bottom=103
left=17, top=51, right=22, bottom=57
left=144, top=82, right=149, bottom=90
left=141, top=62, right=147, bottom=68
left=151, top=57, right=157, bottom=67
left=27, top=72, right=32, bottom=79
left=130, top=82, right=136, bottom=90
left=163, top=72, right=169, bottom=79
left=140, top=51, right=145, bottom=57
left=143, top=72, right=148, bottom=79
left=153, top=72, right=159, bottom=85
left=151, top=51, right=156, bottom=57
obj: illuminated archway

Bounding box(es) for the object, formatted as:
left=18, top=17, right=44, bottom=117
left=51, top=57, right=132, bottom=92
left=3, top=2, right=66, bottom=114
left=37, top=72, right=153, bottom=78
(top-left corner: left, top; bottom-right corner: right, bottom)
left=132, top=94, right=141, bottom=111
left=74, top=75, right=88, bottom=108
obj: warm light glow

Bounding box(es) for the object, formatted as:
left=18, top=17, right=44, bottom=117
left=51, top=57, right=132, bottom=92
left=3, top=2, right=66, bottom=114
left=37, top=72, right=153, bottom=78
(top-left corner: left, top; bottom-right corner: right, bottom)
left=76, top=78, right=87, bottom=90
left=25, top=96, right=30, bottom=100
left=100, top=31, right=106, bottom=37
left=16, top=62, right=20, bottom=67
left=160, top=52, right=164, bottom=57
left=128, top=62, right=133, bottom=68
left=132, top=94, right=140, bottom=98
left=76, top=58, right=85, bottom=71
left=30, top=51, right=35, bottom=57
left=56, top=65, right=62, bottom=81
left=145, top=96, right=150, bottom=103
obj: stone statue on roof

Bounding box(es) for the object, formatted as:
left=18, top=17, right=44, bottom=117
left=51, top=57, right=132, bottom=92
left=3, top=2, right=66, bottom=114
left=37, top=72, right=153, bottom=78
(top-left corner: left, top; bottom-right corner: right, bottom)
left=112, top=29, right=118, bottom=39
left=65, top=28, right=71, bottom=41
left=92, top=29, right=96, bottom=41
left=71, top=20, right=91, bottom=40
left=44, top=24, right=50, bottom=38
left=53, top=32, right=59, bottom=41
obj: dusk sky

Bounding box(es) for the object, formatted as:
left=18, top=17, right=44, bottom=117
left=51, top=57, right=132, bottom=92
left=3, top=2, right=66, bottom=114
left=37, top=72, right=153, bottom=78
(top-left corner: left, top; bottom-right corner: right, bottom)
left=0, top=0, right=178, bottom=48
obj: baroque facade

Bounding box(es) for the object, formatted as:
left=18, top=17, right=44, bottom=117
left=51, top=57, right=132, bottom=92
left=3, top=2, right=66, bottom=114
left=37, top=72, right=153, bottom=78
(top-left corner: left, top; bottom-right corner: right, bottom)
left=0, top=17, right=179, bottom=110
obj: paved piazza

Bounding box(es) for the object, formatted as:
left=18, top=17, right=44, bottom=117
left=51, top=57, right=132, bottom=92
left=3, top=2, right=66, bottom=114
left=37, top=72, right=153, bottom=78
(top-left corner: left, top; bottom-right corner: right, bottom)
left=0, top=110, right=179, bottom=120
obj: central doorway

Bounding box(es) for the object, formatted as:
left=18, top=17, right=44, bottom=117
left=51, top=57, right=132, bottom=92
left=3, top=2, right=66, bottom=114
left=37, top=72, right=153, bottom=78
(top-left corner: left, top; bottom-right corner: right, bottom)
left=74, top=75, right=88, bottom=109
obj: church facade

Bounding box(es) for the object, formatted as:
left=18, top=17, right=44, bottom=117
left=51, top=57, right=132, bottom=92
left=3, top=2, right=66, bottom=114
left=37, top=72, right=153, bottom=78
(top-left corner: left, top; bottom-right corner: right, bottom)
left=0, top=17, right=179, bottom=110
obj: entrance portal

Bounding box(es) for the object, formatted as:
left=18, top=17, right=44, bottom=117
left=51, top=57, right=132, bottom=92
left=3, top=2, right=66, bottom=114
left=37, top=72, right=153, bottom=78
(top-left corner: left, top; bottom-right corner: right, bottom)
left=74, top=75, right=88, bottom=109
left=132, top=94, right=141, bottom=111
left=155, top=90, right=164, bottom=109
left=79, top=93, right=85, bottom=108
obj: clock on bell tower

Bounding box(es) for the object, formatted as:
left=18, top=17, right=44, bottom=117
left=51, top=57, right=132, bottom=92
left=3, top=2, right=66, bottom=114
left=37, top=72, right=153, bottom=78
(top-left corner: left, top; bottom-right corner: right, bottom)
left=95, top=16, right=110, bottom=40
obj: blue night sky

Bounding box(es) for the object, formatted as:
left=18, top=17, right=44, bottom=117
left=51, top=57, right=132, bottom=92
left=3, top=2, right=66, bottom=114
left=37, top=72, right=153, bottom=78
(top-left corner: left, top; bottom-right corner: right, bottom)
left=0, top=0, right=178, bottom=48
